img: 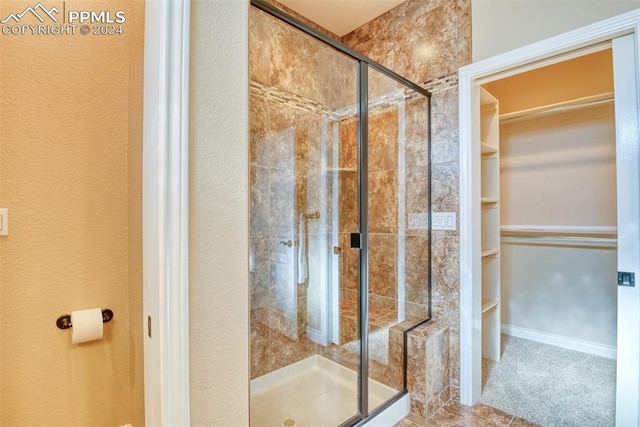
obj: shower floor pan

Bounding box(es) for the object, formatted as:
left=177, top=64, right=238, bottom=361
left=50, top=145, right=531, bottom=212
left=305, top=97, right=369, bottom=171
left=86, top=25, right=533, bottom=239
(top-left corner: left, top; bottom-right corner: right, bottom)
left=250, top=355, right=408, bottom=426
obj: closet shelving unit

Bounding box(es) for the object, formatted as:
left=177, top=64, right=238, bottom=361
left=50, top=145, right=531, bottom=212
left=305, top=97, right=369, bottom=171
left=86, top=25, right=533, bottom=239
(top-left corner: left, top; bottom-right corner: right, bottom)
left=479, top=87, right=501, bottom=362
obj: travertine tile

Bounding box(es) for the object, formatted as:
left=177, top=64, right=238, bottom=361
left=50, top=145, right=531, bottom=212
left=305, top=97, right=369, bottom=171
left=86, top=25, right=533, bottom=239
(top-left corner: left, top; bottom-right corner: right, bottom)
left=370, top=293, right=398, bottom=313
left=319, top=45, right=359, bottom=110
left=267, top=298, right=297, bottom=340
left=250, top=308, right=270, bottom=379
left=250, top=166, right=270, bottom=237
left=249, top=8, right=271, bottom=85
left=457, top=0, right=472, bottom=68
left=368, top=233, right=397, bottom=298
left=393, top=4, right=458, bottom=84
left=428, top=401, right=515, bottom=426
left=269, top=168, right=295, bottom=236
left=340, top=313, right=357, bottom=344
left=410, top=397, right=427, bottom=420
left=450, top=385, right=460, bottom=402
left=369, top=170, right=398, bottom=233
left=339, top=118, right=358, bottom=170
left=268, top=322, right=319, bottom=372
left=342, top=7, right=392, bottom=47
left=431, top=86, right=460, bottom=165
left=363, top=39, right=397, bottom=98
left=405, top=301, right=429, bottom=320
left=428, top=385, right=451, bottom=415
left=369, top=108, right=398, bottom=172
left=249, top=94, right=269, bottom=167
left=405, top=166, right=430, bottom=232
left=407, top=334, right=427, bottom=402
left=405, top=235, right=429, bottom=305
left=434, top=309, right=461, bottom=387
left=269, top=16, right=321, bottom=102
left=250, top=237, right=270, bottom=308
left=425, top=328, right=450, bottom=402
left=431, top=161, right=459, bottom=214
left=431, top=234, right=460, bottom=312
left=394, top=417, right=421, bottom=427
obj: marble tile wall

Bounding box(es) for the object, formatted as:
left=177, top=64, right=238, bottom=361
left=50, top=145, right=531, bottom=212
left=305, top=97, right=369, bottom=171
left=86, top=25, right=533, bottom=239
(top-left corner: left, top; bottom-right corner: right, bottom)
left=344, top=0, right=471, bottom=402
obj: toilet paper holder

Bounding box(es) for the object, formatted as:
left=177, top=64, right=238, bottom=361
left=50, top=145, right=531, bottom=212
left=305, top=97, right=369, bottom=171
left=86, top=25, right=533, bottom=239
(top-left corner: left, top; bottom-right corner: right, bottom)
left=56, top=309, right=114, bottom=330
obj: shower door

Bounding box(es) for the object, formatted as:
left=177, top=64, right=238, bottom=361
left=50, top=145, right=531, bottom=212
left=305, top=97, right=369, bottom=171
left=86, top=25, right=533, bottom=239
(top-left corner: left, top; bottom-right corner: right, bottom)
left=249, top=6, right=363, bottom=426
left=249, top=3, right=431, bottom=426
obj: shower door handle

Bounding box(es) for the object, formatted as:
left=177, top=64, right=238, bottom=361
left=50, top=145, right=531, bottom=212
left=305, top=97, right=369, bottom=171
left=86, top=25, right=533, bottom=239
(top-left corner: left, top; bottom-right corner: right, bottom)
left=350, top=233, right=361, bottom=249
left=280, top=240, right=293, bottom=247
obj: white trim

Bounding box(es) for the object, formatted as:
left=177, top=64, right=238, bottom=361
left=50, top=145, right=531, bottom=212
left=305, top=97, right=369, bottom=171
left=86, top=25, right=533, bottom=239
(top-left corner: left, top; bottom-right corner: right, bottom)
left=501, top=236, right=617, bottom=249
left=500, top=225, right=617, bottom=237
left=306, top=326, right=326, bottom=346
left=142, top=0, right=191, bottom=424
left=459, top=8, right=640, bottom=412
left=501, top=324, right=617, bottom=360
left=612, top=33, right=640, bottom=426
left=362, top=394, right=410, bottom=426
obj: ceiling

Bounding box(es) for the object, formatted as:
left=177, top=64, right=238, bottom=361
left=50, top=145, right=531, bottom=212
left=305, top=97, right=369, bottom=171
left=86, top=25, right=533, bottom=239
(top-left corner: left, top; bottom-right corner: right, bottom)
left=276, top=0, right=407, bottom=37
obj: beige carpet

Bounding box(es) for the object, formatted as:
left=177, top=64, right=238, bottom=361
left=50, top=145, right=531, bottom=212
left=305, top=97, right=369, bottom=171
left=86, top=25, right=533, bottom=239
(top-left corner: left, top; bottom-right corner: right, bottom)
left=480, top=335, right=616, bottom=426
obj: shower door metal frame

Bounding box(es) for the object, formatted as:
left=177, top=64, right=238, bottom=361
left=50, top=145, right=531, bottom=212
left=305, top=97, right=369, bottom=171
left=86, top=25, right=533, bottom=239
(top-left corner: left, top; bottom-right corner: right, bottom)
left=250, top=1, right=432, bottom=425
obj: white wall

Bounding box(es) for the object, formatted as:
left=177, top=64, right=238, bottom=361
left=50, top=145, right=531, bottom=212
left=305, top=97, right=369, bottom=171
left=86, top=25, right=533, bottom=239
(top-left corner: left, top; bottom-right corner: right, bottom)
left=472, top=0, right=640, bottom=61
left=501, top=243, right=617, bottom=346
left=500, top=105, right=617, bottom=347
left=190, top=0, right=250, bottom=424
left=500, top=105, right=617, bottom=226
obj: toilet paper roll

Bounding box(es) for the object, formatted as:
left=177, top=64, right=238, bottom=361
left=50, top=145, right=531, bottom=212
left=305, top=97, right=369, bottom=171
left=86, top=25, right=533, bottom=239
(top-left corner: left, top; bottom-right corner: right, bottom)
left=71, top=308, right=104, bottom=344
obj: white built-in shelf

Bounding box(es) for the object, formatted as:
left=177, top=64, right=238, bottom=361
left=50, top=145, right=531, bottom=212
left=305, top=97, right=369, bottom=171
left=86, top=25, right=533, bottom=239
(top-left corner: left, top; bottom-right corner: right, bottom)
left=480, top=89, right=499, bottom=108
left=499, top=92, right=614, bottom=124
left=479, top=86, right=501, bottom=363
left=481, top=299, right=499, bottom=314
left=481, top=248, right=499, bottom=258
left=481, top=197, right=499, bottom=205
left=481, top=142, right=499, bottom=156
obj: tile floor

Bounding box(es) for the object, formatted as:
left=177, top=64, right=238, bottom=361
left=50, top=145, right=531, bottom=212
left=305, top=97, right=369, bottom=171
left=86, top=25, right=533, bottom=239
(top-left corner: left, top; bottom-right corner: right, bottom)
left=394, top=401, right=540, bottom=427
left=250, top=355, right=398, bottom=427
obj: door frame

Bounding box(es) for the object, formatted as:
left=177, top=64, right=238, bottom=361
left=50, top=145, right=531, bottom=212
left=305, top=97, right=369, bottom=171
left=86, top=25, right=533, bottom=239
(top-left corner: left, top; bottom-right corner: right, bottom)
left=142, top=0, right=191, bottom=424
left=459, top=9, right=640, bottom=423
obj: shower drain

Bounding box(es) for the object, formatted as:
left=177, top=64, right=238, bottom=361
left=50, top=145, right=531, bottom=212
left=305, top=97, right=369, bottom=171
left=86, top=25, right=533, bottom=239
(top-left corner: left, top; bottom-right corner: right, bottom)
left=281, top=418, right=297, bottom=427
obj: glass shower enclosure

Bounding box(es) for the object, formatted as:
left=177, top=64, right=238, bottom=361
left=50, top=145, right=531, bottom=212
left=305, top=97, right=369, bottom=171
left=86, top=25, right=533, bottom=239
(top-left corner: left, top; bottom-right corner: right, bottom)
left=249, top=2, right=432, bottom=425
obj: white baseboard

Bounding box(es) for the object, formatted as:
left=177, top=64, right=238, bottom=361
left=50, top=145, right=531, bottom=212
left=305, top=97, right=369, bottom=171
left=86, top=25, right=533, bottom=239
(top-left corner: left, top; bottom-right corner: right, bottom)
left=362, top=393, right=410, bottom=426
left=306, top=326, right=327, bottom=346
left=501, top=323, right=617, bottom=359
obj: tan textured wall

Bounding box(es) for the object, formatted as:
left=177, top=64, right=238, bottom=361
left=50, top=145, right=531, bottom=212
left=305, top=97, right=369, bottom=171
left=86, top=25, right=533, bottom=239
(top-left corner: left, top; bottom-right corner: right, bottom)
left=472, top=0, right=640, bottom=61
left=0, top=0, right=144, bottom=424
left=126, top=1, right=145, bottom=425
left=190, top=0, right=250, bottom=424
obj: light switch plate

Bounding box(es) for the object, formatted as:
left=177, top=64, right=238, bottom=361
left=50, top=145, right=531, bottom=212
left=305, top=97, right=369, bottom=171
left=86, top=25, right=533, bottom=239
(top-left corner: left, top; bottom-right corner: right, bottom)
left=432, top=212, right=456, bottom=231
left=0, top=208, right=7, bottom=236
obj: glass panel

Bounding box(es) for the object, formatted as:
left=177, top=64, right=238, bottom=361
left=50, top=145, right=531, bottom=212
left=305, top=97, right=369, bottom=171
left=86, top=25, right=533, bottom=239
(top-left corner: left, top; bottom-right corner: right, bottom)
left=249, top=7, right=361, bottom=426
left=366, top=66, right=431, bottom=413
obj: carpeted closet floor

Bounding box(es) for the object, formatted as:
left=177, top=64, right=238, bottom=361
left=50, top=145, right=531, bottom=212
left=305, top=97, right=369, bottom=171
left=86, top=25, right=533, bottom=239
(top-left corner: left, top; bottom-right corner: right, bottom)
left=479, top=335, right=616, bottom=426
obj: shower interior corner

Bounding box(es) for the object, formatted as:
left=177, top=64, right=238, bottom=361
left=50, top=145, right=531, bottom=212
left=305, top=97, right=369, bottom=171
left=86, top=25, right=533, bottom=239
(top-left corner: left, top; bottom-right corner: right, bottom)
left=248, top=5, right=431, bottom=427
